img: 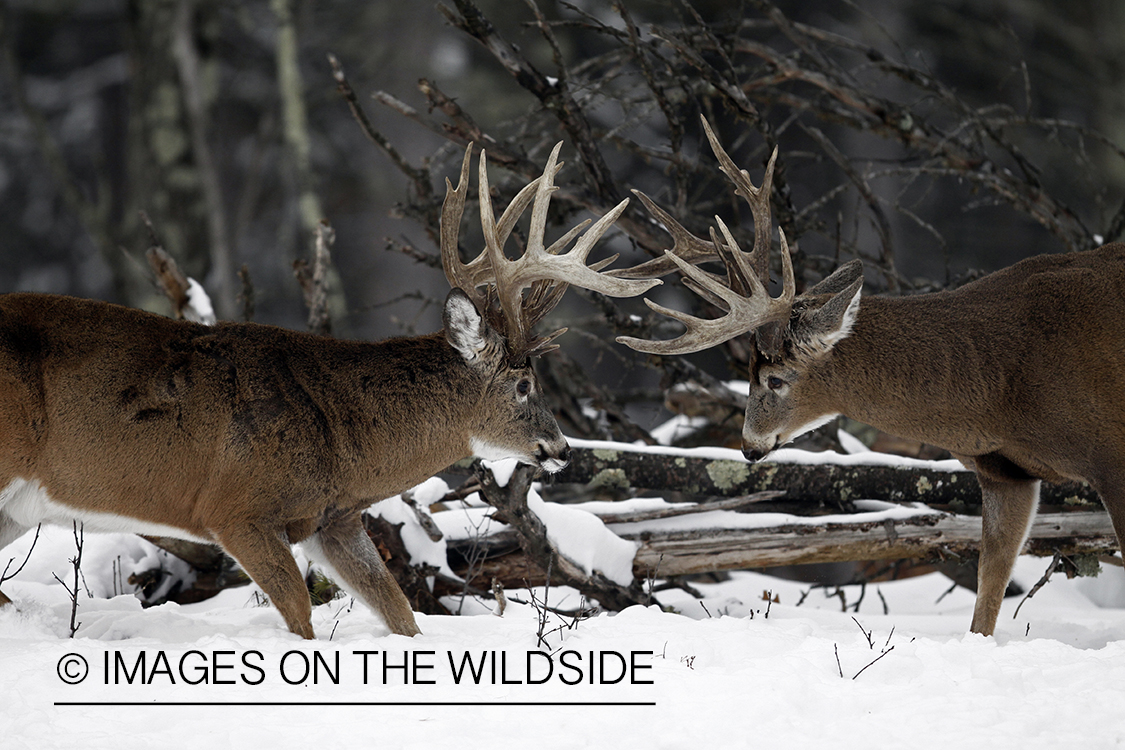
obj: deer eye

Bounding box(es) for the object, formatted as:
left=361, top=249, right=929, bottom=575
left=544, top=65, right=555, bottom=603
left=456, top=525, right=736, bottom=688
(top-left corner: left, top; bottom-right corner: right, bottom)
left=767, top=376, right=785, bottom=391
left=517, top=379, right=532, bottom=396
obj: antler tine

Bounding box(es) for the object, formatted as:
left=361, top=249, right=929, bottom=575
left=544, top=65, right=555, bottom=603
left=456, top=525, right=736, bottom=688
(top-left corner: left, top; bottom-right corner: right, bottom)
left=442, top=143, right=548, bottom=310
left=477, top=147, right=533, bottom=350
left=775, top=225, right=796, bottom=306
left=611, top=122, right=777, bottom=284
left=617, top=123, right=797, bottom=357
left=713, top=214, right=795, bottom=306
left=508, top=145, right=655, bottom=299
left=616, top=249, right=789, bottom=355
left=475, top=142, right=661, bottom=356
left=700, top=116, right=777, bottom=287
left=495, top=175, right=546, bottom=251
left=441, top=143, right=491, bottom=304
left=712, top=215, right=758, bottom=298
left=519, top=255, right=619, bottom=344
left=606, top=190, right=719, bottom=280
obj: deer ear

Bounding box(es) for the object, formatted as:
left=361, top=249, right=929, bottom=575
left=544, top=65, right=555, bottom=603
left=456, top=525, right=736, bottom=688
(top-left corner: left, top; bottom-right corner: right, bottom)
left=792, top=277, right=862, bottom=359
left=806, top=259, right=863, bottom=296
left=444, top=288, right=489, bottom=364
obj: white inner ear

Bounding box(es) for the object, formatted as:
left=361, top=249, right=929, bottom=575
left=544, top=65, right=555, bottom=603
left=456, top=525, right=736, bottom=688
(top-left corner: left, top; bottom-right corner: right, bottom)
left=446, top=294, right=487, bottom=363
left=822, top=286, right=861, bottom=348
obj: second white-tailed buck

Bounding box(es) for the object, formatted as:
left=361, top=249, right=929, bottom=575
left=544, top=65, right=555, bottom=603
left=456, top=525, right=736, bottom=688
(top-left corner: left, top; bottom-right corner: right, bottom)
left=0, top=143, right=658, bottom=638
left=618, top=117, right=1125, bottom=636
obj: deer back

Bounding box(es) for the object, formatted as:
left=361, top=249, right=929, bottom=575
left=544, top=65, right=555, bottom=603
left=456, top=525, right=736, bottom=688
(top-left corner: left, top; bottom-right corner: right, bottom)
left=0, top=291, right=562, bottom=541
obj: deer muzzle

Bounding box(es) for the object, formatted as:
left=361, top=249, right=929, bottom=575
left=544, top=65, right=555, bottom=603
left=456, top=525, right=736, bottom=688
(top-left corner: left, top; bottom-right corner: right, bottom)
left=741, top=435, right=778, bottom=463
left=535, top=441, right=571, bottom=473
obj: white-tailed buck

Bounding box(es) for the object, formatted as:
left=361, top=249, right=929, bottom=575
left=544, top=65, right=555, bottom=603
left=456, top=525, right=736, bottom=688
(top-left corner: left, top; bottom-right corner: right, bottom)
left=618, top=116, right=1125, bottom=636
left=0, top=143, right=658, bottom=638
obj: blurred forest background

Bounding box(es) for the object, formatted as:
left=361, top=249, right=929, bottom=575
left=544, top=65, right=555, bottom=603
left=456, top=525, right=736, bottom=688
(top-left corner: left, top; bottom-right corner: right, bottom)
left=2, top=0, right=1124, bottom=444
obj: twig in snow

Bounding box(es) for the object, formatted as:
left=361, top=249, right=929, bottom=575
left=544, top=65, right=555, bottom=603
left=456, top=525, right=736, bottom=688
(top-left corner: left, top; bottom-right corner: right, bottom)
left=852, top=616, right=874, bottom=649
left=763, top=590, right=777, bottom=618
left=934, top=579, right=959, bottom=605
left=852, top=646, right=895, bottom=680
left=535, top=556, right=553, bottom=649
left=50, top=521, right=84, bottom=638
left=1014, top=551, right=1064, bottom=620
left=1, top=523, right=40, bottom=587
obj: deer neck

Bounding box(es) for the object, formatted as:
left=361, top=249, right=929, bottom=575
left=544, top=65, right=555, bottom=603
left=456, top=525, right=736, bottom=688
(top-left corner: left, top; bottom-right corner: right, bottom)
left=317, top=332, right=477, bottom=497
left=805, top=294, right=1001, bottom=455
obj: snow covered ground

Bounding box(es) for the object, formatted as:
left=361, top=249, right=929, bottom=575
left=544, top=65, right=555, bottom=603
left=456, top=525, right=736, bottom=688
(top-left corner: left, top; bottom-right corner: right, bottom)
left=3, top=518, right=1125, bottom=750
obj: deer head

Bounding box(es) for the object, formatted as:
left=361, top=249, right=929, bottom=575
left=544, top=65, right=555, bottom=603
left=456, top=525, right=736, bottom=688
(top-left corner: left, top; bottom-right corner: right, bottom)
left=616, top=117, right=863, bottom=460
left=440, top=142, right=660, bottom=469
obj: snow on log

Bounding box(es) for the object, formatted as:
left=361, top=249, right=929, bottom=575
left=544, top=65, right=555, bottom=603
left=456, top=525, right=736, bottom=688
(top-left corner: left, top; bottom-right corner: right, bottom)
left=546, top=439, right=1102, bottom=510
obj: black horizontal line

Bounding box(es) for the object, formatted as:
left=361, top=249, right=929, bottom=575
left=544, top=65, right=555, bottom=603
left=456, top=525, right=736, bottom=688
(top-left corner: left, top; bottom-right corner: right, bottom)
left=55, top=701, right=656, bottom=707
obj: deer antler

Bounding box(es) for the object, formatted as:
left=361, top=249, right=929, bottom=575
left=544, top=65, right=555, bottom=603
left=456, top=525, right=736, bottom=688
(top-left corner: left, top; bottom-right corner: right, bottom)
left=616, top=117, right=795, bottom=355
left=441, top=142, right=661, bottom=359
left=609, top=117, right=777, bottom=290
left=618, top=225, right=795, bottom=355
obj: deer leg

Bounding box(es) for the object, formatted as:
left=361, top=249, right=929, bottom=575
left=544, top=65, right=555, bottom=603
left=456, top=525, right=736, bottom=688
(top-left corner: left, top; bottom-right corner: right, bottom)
left=213, top=523, right=314, bottom=639
left=1090, top=472, right=1125, bottom=570
left=301, top=513, right=420, bottom=637
left=971, top=474, right=1040, bottom=636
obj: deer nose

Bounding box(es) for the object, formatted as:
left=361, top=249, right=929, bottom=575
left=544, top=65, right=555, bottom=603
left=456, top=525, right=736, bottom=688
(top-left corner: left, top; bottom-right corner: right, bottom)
left=535, top=441, right=571, bottom=472
left=742, top=446, right=767, bottom=462
left=742, top=438, right=777, bottom=462
left=742, top=434, right=778, bottom=462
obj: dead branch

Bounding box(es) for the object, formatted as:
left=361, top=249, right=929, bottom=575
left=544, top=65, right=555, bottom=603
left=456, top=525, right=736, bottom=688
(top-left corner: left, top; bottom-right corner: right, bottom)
left=236, top=264, right=255, bottom=322
left=136, top=536, right=249, bottom=605
left=293, top=219, right=335, bottom=335
left=473, top=461, right=648, bottom=611
left=625, top=510, right=1118, bottom=578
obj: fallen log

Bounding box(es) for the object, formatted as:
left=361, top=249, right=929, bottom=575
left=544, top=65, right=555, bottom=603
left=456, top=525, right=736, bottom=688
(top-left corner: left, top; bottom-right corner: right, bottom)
left=539, top=440, right=1102, bottom=510
left=443, top=509, right=1120, bottom=589
left=623, top=511, right=1119, bottom=577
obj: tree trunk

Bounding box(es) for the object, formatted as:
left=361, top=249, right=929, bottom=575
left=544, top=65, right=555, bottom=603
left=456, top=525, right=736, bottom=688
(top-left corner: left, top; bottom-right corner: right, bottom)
left=123, top=0, right=218, bottom=307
